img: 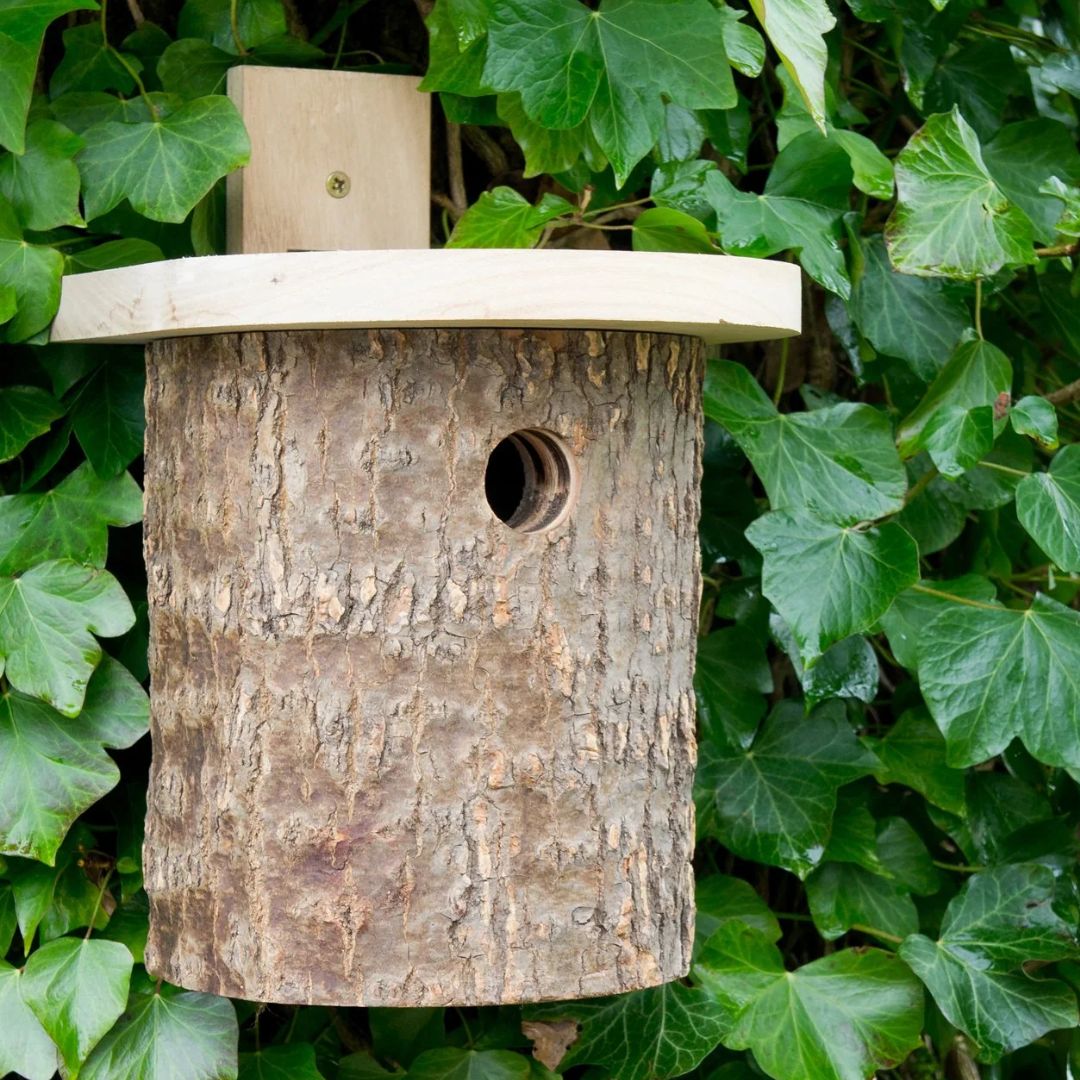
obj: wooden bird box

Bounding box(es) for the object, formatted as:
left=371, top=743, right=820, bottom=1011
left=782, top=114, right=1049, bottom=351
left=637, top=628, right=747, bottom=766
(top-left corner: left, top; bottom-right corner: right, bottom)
left=51, top=69, right=799, bottom=1007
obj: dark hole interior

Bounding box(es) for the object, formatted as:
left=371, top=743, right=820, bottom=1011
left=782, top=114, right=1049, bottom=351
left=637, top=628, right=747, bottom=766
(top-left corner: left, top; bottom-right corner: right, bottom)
left=485, top=436, right=527, bottom=523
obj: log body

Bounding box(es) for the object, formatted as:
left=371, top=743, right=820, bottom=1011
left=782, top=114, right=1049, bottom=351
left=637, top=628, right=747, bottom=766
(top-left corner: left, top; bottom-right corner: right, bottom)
left=142, top=328, right=703, bottom=1006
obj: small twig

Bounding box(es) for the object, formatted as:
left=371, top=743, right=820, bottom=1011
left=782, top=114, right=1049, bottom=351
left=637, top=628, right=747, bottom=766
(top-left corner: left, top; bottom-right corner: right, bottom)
left=974, top=278, right=983, bottom=339
left=850, top=923, right=904, bottom=945
left=1045, top=377, right=1080, bottom=406
left=230, top=0, right=248, bottom=55
left=431, top=191, right=461, bottom=220
left=910, top=583, right=1002, bottom=611
left=124, top=0, right=145, bottom=26
left=903, top=465, right=938, bottom=506
left=84, top=870, right=113, bottom=940
left=461, top=125, right=510, bottom=179
left=446, top=121, right=468, bottom=218
left=1035, top=242, right=1079, bottom=258
left=932, top=860, right=984, bottom=874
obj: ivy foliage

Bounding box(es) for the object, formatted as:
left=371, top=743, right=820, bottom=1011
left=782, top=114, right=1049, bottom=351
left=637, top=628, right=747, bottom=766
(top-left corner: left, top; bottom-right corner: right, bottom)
left=0, top=0, right=1079, bottom=1077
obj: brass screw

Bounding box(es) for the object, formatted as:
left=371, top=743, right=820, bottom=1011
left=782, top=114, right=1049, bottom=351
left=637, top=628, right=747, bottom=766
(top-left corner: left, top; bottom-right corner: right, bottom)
left=326, top=171, right=351, bottom=198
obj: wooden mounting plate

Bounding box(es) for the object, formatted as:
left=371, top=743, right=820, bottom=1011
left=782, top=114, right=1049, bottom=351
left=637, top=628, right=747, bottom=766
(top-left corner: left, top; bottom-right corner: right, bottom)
left=49, top=250, right=801, bottom=345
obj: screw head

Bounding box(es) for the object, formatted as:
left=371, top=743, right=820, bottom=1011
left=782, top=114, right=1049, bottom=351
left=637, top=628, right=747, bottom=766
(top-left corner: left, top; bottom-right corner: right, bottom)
left=326, top=171, right=351, bottom=198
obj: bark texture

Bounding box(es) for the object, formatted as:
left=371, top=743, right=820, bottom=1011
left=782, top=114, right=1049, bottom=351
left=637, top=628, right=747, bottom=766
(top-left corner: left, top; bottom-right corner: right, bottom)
left=143, top=328, right=703, bottom=1006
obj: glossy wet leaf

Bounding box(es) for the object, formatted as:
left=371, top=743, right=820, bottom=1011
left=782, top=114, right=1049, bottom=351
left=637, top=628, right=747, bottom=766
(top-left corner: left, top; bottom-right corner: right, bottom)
left=632, top=207, right=717, bottom=252
left=897, top=338, right=1012, bottom=456
left=526, top=981, right=730, bottom=1080
left=920, top=403, right=995, bottom=478
left=22, top=937, right=133, bottom=1075
left=1009, top=395, right=1058, bottom=450
left=746, top=510, right=918, bottom=662
left=447, top=187, right=572, bottom=248
left=81, top=990, right=239, bottom=1080
left=0, top=462, right=142, bottom=574
left=704, top=360, right=906, bottom=525
left=696, top=700, right=878, bottom=877
left=694, top=626, right=772, bottom=751
left=695, top=874, right=781, bottom=945
left=0, top=960, right=59, bottom=1080
left=806, top=862, right=918, bottom=942
left=771, top=617, right=878, bottom=707
left=848, top=235, right=970, bottom=381
left=916, top=592, right=1080, bottom=767
left=886, top=108, right=1036, bottom=279
left=0, top=559, right=135, bottom=716
left=0, top=385, right=63, bottom=462
left=696, top=924, right=923, bottom=1080
left=899, top=864, right=1080, bottom=1061
left=703, top=169, right=849, bottom=297
left=1016, top=444, right=1080, bottom=572
left=78, top=95, right=251, bottom=223
left=67, top=352, right=146, bottom=478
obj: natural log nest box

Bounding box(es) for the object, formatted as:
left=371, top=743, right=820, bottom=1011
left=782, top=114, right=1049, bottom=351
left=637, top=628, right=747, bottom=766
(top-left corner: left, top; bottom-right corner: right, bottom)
left=51, top=68, right=800, bottom=1007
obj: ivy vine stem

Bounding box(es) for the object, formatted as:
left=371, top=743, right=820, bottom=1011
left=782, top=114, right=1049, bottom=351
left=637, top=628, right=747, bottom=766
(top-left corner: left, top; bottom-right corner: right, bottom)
left=910, top=583, right=1002, bottom=610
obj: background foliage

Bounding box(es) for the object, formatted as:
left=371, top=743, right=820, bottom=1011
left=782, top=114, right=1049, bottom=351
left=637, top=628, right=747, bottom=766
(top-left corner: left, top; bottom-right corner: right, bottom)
left=0, top=0, right=1079, bottom=1076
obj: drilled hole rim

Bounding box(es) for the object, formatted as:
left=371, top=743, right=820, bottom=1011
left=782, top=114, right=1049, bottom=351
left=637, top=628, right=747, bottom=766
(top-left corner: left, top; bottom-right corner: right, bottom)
left=484, top=428, right=579, bottom=534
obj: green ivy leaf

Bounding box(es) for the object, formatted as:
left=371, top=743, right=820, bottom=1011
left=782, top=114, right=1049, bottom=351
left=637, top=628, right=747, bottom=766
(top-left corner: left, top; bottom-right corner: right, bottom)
left=81, top=989, right=239, bottom=1080
left=22, top=937, right=133, bottom=1075
left=771, top=617, right=879, bottom=707
left=886, top=108, right=1036, bottom=279
left=916, top=591, right=1080, bottom=767
left=49, top=23, right=140, bottom=97
left=447, top=187, right=572, bottom=248
left=0, top=385, right=63, bottom=462
left=632, top=206, right=717, bottom=252
left=7, top=826, right=108, bottom=949
left=704, top=360, right=906, bottom=525
left=694, top=626, right=772, bottom=750
left=0, top=656, right=147, bottom=863
left=981, top=119, right=1080, bottom=245
left=0, top=461, right=143, bottom=574
left=418, top=0, right=490, bottom=98
left=695, top=924, right=924, bottom=1080
left=483, top=0, right=736, bottom=185
left=746, top=510, right=919, bottom=662
left=897, top=338, right=1012, bottom=456
left=1009, top=395, right=1058, bottom=450
left=238, top=1043, right=326, bottom=1080
left=0, top=0, right=97, bottom=153
left=695, top=874, right=781, bottom=945
left=0, top=119, right=83, bottom=230
left=408, top=1049, right=530, bottom=1079
left=66, top=352, right=146, bottom=478
left=703, top=169, right=849, bottom=297
left=849, top=236, right=971, bottom=382
left=78, top=95, right=251, bottom=224
left=867, top=708, right=966, bottom=815
left=0, top=960, right=59, bottom=1080
left=716, top=5, right=764, bottom=78
left=1040, top=175, right=1080, bottom=238
left=806, top=862, right=918, bottom=942
left=177, top=0, right=286, bottom=53
left=67, top=237, right=164, bottom=273
left=696, top=700, right=878, bottom=877
left=1015, top=444, right=1080, bottom=572
left=496, top=94, right=602, bottom=178
left=526, top=981, right=730, bottom=1080
left=900, top=864, right=1079, bottom=1061
left=0, top=559, right=136, bottom=716
left=746, top=0, right=834, bottom=129
left=876, top=817, right=941, bottom=896
left=156, top=38, right=235, bottom=98
left=0, top=193, right=64, bottom=342
left=920, top=403, right=995, bottom=478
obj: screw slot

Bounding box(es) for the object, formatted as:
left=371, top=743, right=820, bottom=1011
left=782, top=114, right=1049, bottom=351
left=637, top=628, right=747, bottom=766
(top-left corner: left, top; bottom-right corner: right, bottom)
left=484, top=428, right=578, bottom=534
left=326, top=171, right=351, bottom=198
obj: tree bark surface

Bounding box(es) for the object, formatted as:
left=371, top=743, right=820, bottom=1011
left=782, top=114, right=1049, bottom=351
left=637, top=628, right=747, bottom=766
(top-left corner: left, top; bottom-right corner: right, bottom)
left=142, top=327, right=703, bottom=1006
